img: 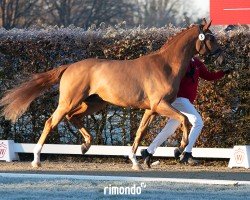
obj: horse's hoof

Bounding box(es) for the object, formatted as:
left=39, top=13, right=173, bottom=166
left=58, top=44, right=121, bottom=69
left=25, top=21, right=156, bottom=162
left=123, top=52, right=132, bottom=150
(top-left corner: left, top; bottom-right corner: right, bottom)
left=132, top=164, right=143, bottom=171
left=81, top=143, right=90, bottom=154
left=31, top=161, right=41, bottom=168
left=174, top=147, right=184, bottom=159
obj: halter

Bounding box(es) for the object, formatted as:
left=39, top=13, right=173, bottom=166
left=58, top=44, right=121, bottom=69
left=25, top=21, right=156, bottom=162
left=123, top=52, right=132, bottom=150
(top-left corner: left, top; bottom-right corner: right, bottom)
left=197, top=25, right=222, bottom=57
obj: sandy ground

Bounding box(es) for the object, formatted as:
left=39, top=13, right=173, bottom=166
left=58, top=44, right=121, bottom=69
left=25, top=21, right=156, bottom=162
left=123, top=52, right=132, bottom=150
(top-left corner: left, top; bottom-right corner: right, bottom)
left=0, top=159, right=249, bottom=181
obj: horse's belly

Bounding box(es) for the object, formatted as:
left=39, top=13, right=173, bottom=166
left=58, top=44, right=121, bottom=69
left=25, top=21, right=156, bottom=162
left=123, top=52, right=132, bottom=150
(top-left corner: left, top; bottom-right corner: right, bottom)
left=97, top=90, right=149, bottom=109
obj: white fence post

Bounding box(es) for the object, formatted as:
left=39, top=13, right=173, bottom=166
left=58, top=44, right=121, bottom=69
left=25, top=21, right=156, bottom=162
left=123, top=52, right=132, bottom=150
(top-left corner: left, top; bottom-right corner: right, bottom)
left=0, top=140, right=19, bottom=162
left=228, top=145, right=250, bottom=169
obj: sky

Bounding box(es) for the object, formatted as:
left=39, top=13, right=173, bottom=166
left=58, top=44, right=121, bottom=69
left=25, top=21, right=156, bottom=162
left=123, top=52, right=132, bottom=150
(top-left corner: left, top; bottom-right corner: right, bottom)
left=186, top=0, right=210, bottom=21
left=193, top=0, right=210, bottom=15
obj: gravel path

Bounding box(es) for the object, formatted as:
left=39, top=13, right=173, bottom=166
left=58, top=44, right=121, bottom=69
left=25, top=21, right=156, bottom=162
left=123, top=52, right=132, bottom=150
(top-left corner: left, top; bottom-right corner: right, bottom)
left=0, top=161, right=249, bottom=181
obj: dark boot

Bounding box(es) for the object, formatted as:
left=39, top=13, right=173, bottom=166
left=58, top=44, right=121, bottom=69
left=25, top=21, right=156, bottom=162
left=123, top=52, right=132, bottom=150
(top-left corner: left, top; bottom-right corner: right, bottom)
left=140, top=149, right=153, bottom=168
left=179, top=152, right=199, bottom=165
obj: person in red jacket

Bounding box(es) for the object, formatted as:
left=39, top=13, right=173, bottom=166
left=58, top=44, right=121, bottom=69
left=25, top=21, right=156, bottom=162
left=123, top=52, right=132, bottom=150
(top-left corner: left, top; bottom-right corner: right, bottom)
left=141, top=57, right=231, bottom=165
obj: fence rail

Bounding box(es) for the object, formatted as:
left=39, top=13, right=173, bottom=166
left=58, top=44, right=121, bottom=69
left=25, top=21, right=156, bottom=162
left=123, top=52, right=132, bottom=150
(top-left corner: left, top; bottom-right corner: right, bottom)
left=13, top=143, right=232, bottom=158
left=2, top=140, right=250, bottom=168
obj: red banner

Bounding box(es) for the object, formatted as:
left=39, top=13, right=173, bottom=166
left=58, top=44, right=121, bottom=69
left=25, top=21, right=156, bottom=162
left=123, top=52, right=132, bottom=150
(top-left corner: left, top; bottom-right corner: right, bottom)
left=210, top=0, right=250, bottom=25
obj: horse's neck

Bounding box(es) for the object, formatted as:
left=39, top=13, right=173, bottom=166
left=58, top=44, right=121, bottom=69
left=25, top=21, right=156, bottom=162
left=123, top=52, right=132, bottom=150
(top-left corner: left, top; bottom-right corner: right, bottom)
left=160, top=27, right=198, bottom=76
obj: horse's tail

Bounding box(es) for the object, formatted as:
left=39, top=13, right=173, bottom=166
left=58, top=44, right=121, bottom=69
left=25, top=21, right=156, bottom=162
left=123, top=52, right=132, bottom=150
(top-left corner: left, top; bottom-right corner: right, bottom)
left=0, top=65, right=69, bottom=123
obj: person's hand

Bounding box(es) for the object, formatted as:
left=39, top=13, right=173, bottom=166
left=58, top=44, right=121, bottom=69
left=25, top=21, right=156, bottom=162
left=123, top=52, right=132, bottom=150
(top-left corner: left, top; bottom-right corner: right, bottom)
left=223, top=68, right=234, bottom=74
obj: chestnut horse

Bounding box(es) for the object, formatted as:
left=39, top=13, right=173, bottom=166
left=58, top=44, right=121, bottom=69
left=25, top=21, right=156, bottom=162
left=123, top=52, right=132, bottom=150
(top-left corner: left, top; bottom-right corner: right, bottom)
left=0, top=19, right=223, bottom=170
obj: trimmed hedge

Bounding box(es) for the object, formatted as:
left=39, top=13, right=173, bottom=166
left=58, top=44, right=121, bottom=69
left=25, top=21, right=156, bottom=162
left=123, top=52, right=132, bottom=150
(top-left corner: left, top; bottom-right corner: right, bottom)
left=0, top=25, right=249, bottom=147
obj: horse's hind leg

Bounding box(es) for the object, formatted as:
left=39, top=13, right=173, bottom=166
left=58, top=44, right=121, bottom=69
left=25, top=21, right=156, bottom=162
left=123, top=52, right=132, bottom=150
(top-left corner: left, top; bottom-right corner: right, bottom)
left=155, top=100, right=189, bottom=150
left=66, top=98, right=107, bottom=154
left=129, top=109, right=155, bottom=170
left=31, top=102, right=74, bottom=168
left=67, top=115, right=92, bottom=154
left=31, top=85, right=87, bottom=168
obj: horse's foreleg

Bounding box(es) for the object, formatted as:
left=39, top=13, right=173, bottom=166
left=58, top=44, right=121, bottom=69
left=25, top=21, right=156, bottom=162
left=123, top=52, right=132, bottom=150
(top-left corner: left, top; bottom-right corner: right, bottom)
left=32, top=104, right=71, bottom=168
left=155, top=100, right=189, bottom=150
left=130, top=110, right=155, bottom=170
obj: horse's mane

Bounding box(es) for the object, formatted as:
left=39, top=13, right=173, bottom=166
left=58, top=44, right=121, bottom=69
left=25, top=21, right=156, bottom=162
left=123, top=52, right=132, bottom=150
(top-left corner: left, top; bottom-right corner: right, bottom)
left=160, top=24, right=198, bottom=50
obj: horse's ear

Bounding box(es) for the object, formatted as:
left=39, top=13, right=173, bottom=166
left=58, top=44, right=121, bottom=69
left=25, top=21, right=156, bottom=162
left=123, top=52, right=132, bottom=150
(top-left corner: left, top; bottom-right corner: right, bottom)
left=203, top=20, right=212, bottom=31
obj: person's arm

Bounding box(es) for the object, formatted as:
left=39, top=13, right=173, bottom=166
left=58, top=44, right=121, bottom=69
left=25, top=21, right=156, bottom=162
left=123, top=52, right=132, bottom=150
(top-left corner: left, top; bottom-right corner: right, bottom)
left=198, top=61, right=225, bottom=81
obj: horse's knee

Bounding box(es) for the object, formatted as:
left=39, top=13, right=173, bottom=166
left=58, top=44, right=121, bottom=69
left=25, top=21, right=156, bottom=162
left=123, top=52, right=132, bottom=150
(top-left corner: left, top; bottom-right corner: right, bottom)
left=44, top=114, right=62, bottom=133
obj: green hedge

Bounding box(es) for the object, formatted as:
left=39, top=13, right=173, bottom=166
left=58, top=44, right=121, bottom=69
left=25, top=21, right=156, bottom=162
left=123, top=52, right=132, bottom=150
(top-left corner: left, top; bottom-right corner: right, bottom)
left=0, top=25, right=249, bottom=147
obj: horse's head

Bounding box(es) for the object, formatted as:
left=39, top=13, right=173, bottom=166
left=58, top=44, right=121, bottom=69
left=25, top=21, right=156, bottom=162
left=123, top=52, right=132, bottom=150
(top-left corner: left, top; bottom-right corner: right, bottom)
left=195, top=18, right=224, bottom=64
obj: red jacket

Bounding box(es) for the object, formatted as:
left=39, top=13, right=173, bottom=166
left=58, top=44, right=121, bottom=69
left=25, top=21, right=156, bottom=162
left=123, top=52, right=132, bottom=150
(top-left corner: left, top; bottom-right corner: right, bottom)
left=177, top=57, right=225, bottom=103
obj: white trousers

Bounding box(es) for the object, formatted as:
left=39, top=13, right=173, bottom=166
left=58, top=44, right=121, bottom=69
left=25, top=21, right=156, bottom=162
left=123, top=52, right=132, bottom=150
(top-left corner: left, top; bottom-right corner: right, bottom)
left=147, top=97, right=204, bottom=154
